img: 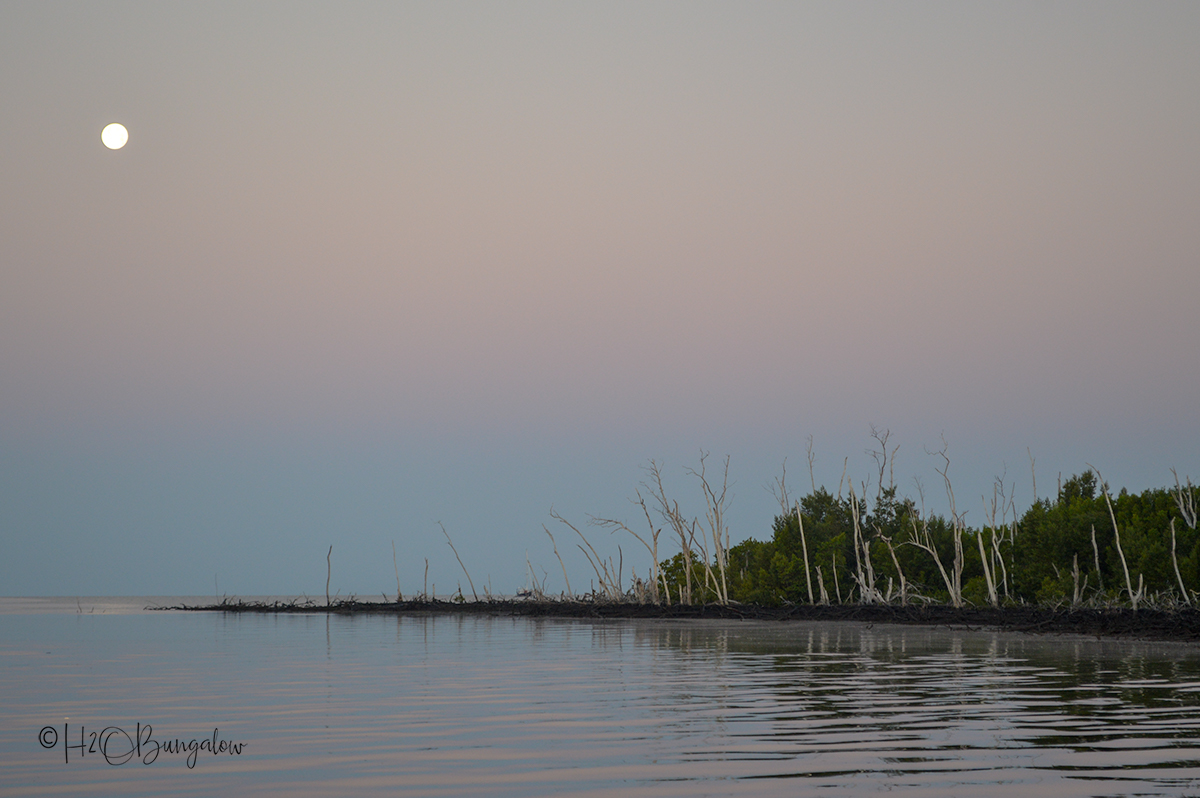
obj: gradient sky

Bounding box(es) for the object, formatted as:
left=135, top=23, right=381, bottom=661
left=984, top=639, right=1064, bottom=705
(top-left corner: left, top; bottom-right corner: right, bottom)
left=2, top=1, right=1198, bottom=598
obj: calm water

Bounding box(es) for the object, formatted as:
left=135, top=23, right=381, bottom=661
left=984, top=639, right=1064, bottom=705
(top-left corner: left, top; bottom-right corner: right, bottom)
left=3, top=598, right=1200, bottom=797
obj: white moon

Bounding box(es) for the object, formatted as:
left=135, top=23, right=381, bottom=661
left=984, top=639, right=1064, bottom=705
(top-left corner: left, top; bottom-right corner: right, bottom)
left=101, top=123, right=128, bottom=150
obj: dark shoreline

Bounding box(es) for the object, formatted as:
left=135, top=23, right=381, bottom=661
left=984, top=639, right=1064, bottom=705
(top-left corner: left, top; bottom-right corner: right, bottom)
left=167, top=599, right=1200, bottom=642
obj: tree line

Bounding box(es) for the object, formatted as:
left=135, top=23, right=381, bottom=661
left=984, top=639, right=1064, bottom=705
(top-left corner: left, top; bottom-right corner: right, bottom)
left=697, top=470, right=1196, bottom=609
left=636, top=448, right=1199, bottom=609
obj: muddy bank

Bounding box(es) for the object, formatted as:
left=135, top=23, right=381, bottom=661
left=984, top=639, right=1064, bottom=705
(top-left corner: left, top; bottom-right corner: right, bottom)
left=168, top=599, right=1200, bottom=642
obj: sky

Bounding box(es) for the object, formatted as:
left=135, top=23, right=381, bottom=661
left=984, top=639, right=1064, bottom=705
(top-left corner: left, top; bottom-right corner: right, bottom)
left=2, top=1, right=1198, bottom=598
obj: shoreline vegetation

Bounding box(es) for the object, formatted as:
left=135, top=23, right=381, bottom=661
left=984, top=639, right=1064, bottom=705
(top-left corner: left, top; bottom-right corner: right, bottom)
left=165, top=596, right=1200, bottom=642
left=172, top=433, right=1200, bottom=642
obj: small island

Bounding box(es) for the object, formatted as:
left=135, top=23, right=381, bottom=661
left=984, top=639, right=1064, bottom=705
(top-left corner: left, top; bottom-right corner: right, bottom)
left=170, top=459, right=1200, bottom=643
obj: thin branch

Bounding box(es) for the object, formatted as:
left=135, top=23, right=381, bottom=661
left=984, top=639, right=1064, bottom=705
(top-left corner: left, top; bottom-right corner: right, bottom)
left=552, top=508, right=619, bottom=599
left=1089, top=465, right=1139, bottom=610
left=1171, top=519, right=1191, bottom=606
left=1027, top=448, right=1037, bottom=504
left=591, top=489, right=664, bottom=603
left=1172, top=468, right=1198, bottom=529
left=543, top=525, right=572, bottom=597
left=806, top=435, right=817, bottom=494
left=795, top=500, right=813, bottom=604
left=392, top=540, right=402, bottom=602
left=439, top=522, right=478, bottom=602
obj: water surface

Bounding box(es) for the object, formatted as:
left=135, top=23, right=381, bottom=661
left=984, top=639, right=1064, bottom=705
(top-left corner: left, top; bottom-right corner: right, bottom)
left=2, top=597, right=1199, bottom=796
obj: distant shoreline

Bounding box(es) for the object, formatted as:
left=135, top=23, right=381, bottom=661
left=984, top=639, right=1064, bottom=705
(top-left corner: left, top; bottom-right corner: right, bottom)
left=165, top=599, right=1200, bottom=642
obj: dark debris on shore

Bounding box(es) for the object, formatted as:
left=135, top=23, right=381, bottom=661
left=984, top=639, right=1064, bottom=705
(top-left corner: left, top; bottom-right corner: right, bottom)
left=163, top=599, right=1200, bottom=642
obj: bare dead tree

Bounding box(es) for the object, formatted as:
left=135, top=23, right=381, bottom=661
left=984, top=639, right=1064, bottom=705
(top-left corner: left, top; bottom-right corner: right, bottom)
left=859, top=534, right=881, bottom=604
left=905, top=478, right=960, bottom=607
left=690, top=515, right=718, bottom=600
left=933, top=441, right=966, bottom=607
left=1090, top=525, right=1104, bottom=594
left=641, top=456, right=732, bottom=605
left=550, top=508, right=621, bottom=600
left=806, top=435, right=817, bottom=494
left=880, top=534, right=908, bottom=605
left=771, top=463, right=813, bottom=604
left=995, top=476, right=1016, bottom=600
left=688, top=452, right=732, bottom=604
left=392, top=540, right=402, bottom=602
left=977, top=478, right=1009, bottom=607
left=795, top=501, right=814, bottom=604
left=848, top=481, right=864, bottom=599
left=615, top=546, right=624, bottom=595
left=1171, top=519, right=1191, bottom=606
left=439, top=522, right=478, bottom=602
left=1172, top=468, right=1198, bottom=529
left=644, top=460, right=698, bottom=604
left=773, top=458, right=791, bottom=515
left=848, top=481, right=881, bottom=603
left=864, top=433, right=909, bottom=604
left=1090, top=465, right=1142, bottom=610
left=903, top=445, right=966, bottom=609
left=772, top=463, right=814, bottom=604
left=592, top=489, right=663, bottom=603
left=975, top=524, right=998, bottom=607
left=979, top=474, right=1016, bottom=602
left=524, top=551, right=548, bottom=599
left=577, top=545, right=617, bottom=599
left=815, top=564, right=830, bottom=604
left=1071, top=553, right=1088, bottom=606
left=1027, top=448, right=1037, bottom=504
left=542, top=525, right=572, bottom=597
left=867, top=425, right=899, bottom=501
left=648, top=458, right=696, bottom=600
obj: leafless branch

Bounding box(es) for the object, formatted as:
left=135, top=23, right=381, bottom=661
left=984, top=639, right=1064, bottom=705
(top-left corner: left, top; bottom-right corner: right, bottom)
left=542, top=524, right=572, bottom=597
left=1089, top=465, right=1141, bottom=610
left=439, top=521, right=478, bottom=602
left=1172, top=468, right=1198, bottom=529
left=806, top=435, right=817, bottom=494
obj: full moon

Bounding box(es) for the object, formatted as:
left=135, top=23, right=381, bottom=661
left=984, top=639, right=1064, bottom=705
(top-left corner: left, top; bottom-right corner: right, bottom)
left=101, top=123, right=128, bottom=150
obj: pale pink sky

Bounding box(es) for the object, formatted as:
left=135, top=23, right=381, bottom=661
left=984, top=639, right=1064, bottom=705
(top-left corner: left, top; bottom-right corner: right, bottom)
left=1, top=2, right=1197, bottom=595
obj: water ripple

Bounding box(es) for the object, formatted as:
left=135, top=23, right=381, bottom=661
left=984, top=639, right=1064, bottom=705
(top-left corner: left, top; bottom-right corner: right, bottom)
left=4, top=608, right=1200, bottom=796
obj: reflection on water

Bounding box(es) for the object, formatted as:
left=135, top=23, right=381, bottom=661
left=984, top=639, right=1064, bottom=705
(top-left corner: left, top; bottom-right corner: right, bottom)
left=2, top=598, right=1200, bottom=797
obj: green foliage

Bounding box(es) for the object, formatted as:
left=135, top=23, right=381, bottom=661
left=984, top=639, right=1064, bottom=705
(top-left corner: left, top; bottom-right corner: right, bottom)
left=711, top=472, right=1199, bottom=608
left=1011, top=477, right=1198, bottom=604
left=659, top=552, right=722, bottom=604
